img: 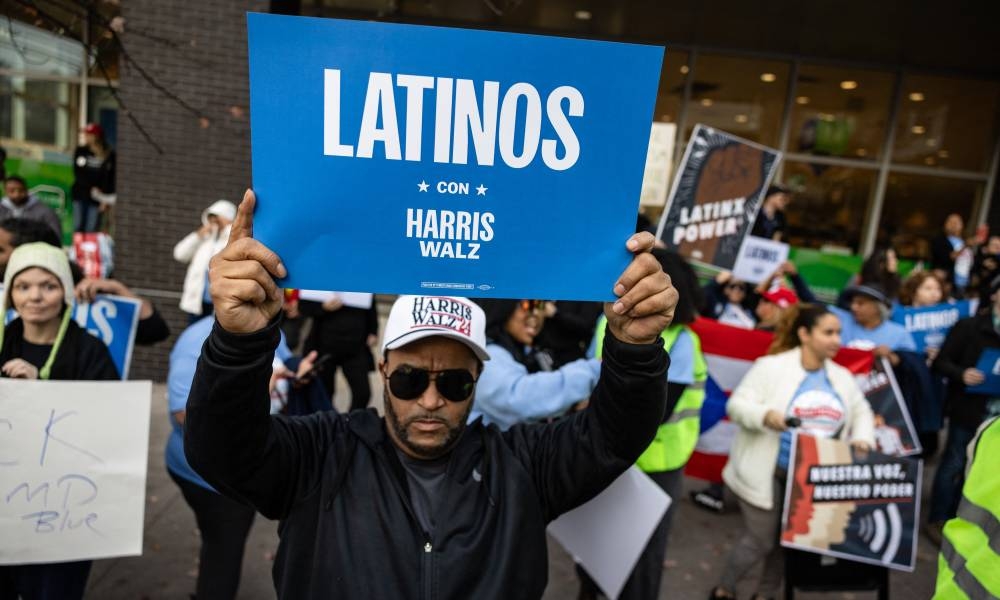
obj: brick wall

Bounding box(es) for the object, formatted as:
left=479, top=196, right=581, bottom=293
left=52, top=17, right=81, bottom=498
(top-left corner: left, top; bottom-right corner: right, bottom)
left=115, top=1, right=269, bottom=380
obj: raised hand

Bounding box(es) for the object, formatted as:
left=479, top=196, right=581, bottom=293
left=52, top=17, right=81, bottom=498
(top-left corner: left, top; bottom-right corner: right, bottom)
left=604, top=232, right=678, bottom=345
left=209, top=189, right=287, bottom=334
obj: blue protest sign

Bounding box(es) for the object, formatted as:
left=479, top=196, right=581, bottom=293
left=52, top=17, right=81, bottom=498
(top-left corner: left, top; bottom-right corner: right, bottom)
left=968, top=348, right=1000, bottom=396
left=890, top=301, right=973, bottom=353
left=247, top=13, right=664, bottom=300
left=72, top=295, right=141, bottom=380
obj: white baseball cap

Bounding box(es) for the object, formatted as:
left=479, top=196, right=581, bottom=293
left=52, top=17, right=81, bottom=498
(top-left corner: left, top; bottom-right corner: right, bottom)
left=382, top=295, right=490, bottom=361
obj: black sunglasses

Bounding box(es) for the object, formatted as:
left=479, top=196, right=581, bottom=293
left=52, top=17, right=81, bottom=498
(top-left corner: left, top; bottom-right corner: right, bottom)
left=384, top=365, right=477, bottom=402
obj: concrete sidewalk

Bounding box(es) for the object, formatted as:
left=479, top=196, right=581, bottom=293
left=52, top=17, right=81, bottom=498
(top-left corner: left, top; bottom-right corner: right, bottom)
left=85, top=381, right=939, bottom=599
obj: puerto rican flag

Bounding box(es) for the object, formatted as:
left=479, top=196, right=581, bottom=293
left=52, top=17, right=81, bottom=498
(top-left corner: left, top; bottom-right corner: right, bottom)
left=684, top=317, right=873, bottom=483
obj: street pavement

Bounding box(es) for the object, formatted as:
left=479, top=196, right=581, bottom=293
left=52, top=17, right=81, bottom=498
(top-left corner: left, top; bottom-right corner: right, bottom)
left=85, top=380, right=939, bottom=599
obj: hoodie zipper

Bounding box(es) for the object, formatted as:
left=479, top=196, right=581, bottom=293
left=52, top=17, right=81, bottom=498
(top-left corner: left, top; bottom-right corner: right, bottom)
left=422, top=540, right=434, bottom=600
left=372, top=448, right=436, bottom=599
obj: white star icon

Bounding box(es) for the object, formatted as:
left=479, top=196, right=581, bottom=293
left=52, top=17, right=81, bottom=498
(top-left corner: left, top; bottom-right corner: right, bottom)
left=418, top=180, right=429, bottom=192
left=476, top=184, right=488, bottom=196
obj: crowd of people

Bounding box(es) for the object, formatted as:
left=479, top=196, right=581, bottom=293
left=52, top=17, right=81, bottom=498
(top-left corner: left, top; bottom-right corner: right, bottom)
left=0, top=167, right=999, bottom=600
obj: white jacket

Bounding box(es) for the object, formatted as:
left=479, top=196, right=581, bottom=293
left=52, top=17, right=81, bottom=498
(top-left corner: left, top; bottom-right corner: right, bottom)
left=174, top=201, right=236, bottom=315
left=174, top=226, right=230, bottom=315
left=722, top=347, right=875, bottom=510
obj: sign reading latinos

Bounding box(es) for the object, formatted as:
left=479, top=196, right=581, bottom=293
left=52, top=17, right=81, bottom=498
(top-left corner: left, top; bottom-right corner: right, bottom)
left=781, top=435, right=921, bottom=572
left=890, top=301, right=973, bottom=353
left=968, top=348, right=1000, bottom=396
left=72, top=295, right=142, bottom=380
left=731, top=235, right=790, bottom=284
left=247, top=14, right=663, bottom=300
left=655, top=125, right=781, bottom=270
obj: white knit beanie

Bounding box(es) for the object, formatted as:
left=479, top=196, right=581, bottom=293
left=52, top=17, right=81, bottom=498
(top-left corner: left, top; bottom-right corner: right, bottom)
left=2, top=242, right=74, bottom=314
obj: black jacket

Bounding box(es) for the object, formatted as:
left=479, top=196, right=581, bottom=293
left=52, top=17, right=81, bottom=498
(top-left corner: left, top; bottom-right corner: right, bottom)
left=300, top=301, right=378, bottom=354
left=932, top=312, right=1000, bottom=429
left=185, top=319, right=668, bottom=599
left=0, top=318, right=119, bottom=381
left=930, top=234, right=957, bottom=283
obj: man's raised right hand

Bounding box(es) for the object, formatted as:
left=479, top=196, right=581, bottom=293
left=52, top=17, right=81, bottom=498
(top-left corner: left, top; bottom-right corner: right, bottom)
left=209, top=189, right=287, bottom=334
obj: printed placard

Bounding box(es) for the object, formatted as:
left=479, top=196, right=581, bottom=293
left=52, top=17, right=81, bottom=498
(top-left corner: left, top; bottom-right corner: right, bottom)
left=655, top=125, right=781, bottom=269
left=0, top=380, right=151, bottom=564
left=248, top=13, right=664, bottom=300
left=638, top=122, right=676, bottom=208
left=72, top=295, right=142, bottom=380
left=781, top=435, right=921, bottom=572
left=968, top=348, right=1000, bottom=396
left=854, top=357, right=921, bottom=457
left=890, top=301, right=973, bottom=353
left=731, top=235, right=790, bottom=284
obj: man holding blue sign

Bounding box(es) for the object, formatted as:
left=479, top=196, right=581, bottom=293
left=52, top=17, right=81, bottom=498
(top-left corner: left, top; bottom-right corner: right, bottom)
left=184, top=190, right=677, bottom=599
left=926, top=276, right=1000, bottom=543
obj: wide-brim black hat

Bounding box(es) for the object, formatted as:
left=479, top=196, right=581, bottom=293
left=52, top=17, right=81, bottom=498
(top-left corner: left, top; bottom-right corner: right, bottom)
left=843, top=283, right=891, bottom=308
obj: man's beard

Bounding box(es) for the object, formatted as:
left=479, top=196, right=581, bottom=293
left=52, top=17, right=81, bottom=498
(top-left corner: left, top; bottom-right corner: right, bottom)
left=383, top=390, right=472, bottom=459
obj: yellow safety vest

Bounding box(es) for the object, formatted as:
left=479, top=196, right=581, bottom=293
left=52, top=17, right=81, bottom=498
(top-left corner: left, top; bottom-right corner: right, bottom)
left=594, top=318, right=707, bottom=472
left=934, top=416, right=1000, bottom=599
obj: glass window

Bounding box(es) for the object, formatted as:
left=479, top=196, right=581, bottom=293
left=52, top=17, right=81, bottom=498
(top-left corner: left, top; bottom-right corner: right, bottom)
left=782, top=161, right=878, bottom=253
left=790, top=65, right=893, bottom=160
left=892, top=75, right=1000, bottom=172
left=684, top=54, right=789, bottom=147
left=0, top=76, right=78, bottom=149
left=881, top=173, right=984, bottom=260
left=652, top=50, right=689, bottom=125
left=0, top=16, right=84, bottom=77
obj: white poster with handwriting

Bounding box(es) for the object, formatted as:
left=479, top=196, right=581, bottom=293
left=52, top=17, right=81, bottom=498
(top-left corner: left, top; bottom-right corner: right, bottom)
left=0, top=380, right=151, bottom=564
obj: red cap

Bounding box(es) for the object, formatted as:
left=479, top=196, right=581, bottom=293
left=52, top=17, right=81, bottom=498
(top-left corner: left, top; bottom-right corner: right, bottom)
left=83, top=123, right=104, bottom=137
left=761, top=287, right=798, bottom=308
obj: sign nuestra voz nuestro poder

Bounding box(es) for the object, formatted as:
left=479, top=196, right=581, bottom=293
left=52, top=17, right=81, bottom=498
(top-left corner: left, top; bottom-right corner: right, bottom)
left=781, top=435, right=921, bottom=572
left=247, top=14, right=664, bottom=300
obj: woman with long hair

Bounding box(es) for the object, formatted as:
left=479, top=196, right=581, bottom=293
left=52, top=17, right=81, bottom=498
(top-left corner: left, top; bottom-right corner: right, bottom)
left=709, top=304, right=874, bottom=600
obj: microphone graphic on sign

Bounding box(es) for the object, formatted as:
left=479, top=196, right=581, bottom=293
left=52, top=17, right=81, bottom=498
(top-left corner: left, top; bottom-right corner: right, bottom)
left=857, top=503, right=902, bottom=564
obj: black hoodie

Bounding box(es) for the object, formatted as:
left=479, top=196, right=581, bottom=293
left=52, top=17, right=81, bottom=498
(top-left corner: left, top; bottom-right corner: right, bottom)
left=185, top=319, right=667, bottom=599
